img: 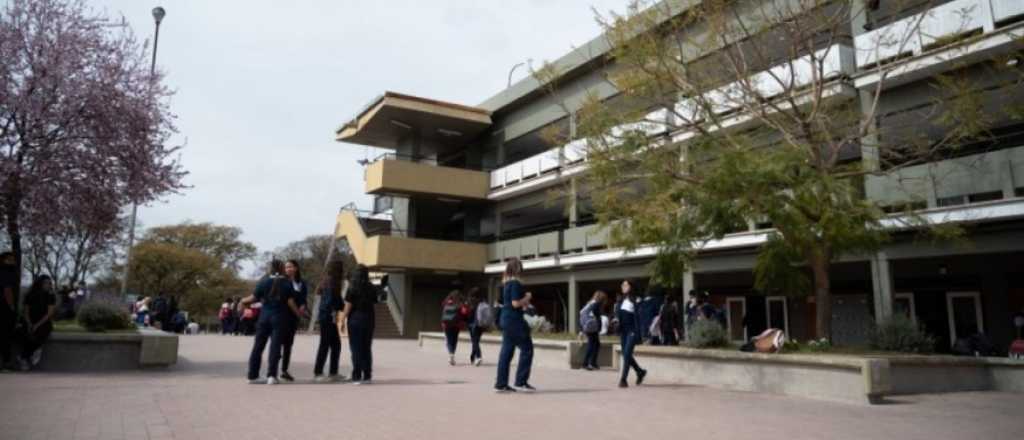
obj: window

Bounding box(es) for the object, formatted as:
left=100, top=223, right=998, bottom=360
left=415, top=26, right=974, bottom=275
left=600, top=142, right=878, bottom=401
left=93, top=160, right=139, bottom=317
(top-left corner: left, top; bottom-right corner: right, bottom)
left=936, top=195, right=966, bottom=207
left=1016, top=187, right=1024, bottom=198
left=967, top=191, right=1003, bottom=204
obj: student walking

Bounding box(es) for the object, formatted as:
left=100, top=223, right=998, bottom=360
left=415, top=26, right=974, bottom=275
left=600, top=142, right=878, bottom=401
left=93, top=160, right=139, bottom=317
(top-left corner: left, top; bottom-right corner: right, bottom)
left=340, top=265, right=377, bottom=384
left=19, top=275, right=57, bottom=371
left=314, top=260, right=345, bottom=383
left=494, top=258, right=535, bottom=393
left=243, top=260, right=300, bottom=385
left=468, top=288, right=491, bottom=366
left=617, top=279, right=647, bottom=388
left=279, top=259, right=308, bottom=382
left=441, top=290, right=469, bottom=366
left=580, top=290, right=606, bottom=370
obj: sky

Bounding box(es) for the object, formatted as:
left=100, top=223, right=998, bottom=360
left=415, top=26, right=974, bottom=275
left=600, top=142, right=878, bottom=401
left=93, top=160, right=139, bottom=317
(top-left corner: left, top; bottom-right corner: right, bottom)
left=88, top=0, right=626, bottom=263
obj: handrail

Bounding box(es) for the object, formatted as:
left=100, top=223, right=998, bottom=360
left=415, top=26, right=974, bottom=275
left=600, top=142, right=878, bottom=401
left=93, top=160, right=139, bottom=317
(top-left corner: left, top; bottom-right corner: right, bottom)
left=369, top=152, right=497, bottom=172
left=384, top=284, right=404, bottom=336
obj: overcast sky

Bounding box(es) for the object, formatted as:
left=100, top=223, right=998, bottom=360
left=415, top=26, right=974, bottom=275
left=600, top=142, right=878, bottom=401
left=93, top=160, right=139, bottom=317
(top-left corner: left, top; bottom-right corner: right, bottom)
left=89, top=0, right=624, bottom=263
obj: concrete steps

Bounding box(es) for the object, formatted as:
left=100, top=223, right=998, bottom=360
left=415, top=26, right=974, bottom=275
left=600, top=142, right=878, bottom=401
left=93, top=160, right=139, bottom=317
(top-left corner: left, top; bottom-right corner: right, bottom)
left=374, top=303, right=402, bottom=339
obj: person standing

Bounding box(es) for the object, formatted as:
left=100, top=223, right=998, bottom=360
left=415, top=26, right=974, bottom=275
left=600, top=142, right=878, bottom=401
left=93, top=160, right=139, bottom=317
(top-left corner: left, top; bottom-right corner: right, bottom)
left=468, top=288, right=490, bottom=366
left=580, top=290, right=606, bottom=371
left=314, top=260, right=345, bottom=383
left=242, top=260, right=300, bottom=385
left=20, top=275, right=56, bottom=371
left=0, top=252, right=19, bottom=371
left=219, top=298, right=234, bottom=335
left=617, top=279, right=647, bottom=388
left=441, top=290, right=466, bottom=366
left=339, top=265, right=377, bottom=385
left=494, top=258, right=535, bottom=393
left=279, top=259, right=308, bottom=382
left=658, top=296, right=682, bottom=346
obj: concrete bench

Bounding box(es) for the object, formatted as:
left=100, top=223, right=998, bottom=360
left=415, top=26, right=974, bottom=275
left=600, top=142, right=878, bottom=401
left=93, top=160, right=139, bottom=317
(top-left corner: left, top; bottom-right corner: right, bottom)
left=39, top=328, right=178, bottom=371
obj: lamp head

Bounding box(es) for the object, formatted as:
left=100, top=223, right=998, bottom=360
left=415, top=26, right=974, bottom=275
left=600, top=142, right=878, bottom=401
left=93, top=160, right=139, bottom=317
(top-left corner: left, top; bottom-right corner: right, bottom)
left=152, top=7, right=166, bottom=25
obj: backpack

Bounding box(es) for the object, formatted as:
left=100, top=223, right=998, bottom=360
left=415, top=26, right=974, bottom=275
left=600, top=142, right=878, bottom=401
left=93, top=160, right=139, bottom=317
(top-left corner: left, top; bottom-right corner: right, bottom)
left=441, top=301, right=459, bottom=324
left=476, top=302, right=495, bottom=328
left=580, top=304, right=600, bottom=334
left=218, top=306, right=231, bottom=320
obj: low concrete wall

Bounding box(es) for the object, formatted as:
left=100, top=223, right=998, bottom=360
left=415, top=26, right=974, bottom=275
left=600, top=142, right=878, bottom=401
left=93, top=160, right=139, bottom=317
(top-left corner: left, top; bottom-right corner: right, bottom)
left=621, top=345, right=890, bottom=405
left=887, top=355, right=1024, bottom=394
left=418, top=332, right=617, bottom=370
left=40, top=328, right=178, bottom=371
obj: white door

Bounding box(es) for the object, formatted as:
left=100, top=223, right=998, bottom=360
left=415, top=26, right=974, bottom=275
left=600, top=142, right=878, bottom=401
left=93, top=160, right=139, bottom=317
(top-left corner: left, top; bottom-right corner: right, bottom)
left=766, top=296, right=789, bottom=336
left=725, top=297, right=747, bottom=343
left=946, top=291, right=983, bottom=347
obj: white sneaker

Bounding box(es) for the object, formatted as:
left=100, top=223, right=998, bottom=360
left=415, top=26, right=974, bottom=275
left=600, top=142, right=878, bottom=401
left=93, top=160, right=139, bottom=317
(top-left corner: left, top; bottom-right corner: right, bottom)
left=473, top=358, right=483, bottom=367
left=266, top=377, right=279, bottom=385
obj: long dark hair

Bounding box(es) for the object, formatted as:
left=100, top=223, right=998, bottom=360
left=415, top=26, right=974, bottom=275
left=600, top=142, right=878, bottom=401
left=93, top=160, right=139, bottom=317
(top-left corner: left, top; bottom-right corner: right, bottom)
left=350, top=264, right=373, bottom=294
left=28, top=275, right=52, bottom=297
left=321, top=260, right=345, bottom=296
left=268, top=259, right=285, bottom=276
left=621, top=278, right=639, bottom=300
left=286, top=259, right=303, bottom=283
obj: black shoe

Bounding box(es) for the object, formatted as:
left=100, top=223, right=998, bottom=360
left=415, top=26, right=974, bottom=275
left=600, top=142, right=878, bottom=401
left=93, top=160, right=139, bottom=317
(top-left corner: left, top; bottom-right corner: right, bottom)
left=619, top=380, right=629, bottom=388
left=494, top=385, right=517, bottom=393
left=515, top=383, right=536, bottom=393
left=636, top=369, right=647, bottom=386
left=281, top=371, right=295, bottom=382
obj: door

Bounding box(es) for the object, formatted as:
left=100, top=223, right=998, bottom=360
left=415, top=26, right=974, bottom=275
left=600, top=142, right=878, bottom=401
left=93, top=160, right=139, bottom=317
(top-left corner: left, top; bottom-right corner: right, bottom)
left=894, top=292, right=916, bottom=324
left=726, top=297, right=747, bottom=343
left=766, top=296, right=789, bottom=336
left=946, top=291, right=983, bottom=346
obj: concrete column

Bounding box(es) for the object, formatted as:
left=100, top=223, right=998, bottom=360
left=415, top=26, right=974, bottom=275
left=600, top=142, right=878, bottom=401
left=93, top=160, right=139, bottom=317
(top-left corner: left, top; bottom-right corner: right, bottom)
left=870, top=251, right=894, bottom=323
left=567, top=273, right=579, bottom=334
left=682, top=268, right=695, bottom=341
left=568, top=178, right=579, bottom=227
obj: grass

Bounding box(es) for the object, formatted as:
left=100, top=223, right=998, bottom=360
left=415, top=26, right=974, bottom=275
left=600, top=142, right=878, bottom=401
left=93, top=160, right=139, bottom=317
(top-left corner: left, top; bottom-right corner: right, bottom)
left=52, top=320, right=138, bottom=334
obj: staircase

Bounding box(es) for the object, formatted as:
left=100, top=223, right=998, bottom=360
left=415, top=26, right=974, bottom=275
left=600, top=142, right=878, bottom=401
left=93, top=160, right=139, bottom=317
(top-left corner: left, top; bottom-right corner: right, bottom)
left=374, top=303, right=402, bottom=339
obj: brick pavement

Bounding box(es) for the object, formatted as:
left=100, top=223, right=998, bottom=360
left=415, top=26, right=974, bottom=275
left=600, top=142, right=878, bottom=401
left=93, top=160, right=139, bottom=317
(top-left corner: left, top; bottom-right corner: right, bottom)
left=1, top=334, right=1022, bottom=440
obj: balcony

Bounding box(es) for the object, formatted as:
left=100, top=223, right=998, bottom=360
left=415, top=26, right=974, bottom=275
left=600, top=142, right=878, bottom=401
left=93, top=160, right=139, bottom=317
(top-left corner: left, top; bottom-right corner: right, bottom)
left=365, top=155, right=490, bottom=200
left=855, top=0, right=1024, bottom=69
left=336, top=91, right=492, bottom=149
left=336, top=205, right=487, bottom=273
left=486, top=223, right=610, bottom=264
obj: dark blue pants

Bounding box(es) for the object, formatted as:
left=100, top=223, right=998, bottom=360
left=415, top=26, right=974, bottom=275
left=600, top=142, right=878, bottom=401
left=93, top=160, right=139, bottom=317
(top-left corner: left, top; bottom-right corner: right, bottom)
left=444, top=327, right=460, bottom=355
left=247, top=317, right=283, bottom=380
left=314, top=321, right=341, bottom=376
left=280, top=317, right=298, bottom=373
left=0, top=309, right=14, bottom=366
left=469, top=325, right=483, bottom=362
left=584, top=332, right=601, bottom=368
left=495, top=323, right=533, bottom=388
left=348, top=314, right=374, bottom=381
left=620, top=330, right=643, bottom=382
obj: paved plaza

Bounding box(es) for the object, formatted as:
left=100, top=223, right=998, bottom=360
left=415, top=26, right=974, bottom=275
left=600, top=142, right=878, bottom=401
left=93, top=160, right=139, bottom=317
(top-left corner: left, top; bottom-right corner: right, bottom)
left=1, top=335, right=1022, bottom=440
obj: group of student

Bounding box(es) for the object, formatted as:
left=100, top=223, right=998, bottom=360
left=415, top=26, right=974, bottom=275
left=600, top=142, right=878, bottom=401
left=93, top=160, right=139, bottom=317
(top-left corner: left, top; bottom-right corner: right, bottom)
left=243, top=258, right=378, bottom=385
left=0, top=252, right=57, bottom=372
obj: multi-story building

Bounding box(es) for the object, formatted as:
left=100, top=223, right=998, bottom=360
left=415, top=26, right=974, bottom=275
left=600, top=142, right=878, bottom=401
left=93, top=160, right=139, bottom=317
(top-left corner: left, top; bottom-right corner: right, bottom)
left=333, top=0, right=1024, bottom=351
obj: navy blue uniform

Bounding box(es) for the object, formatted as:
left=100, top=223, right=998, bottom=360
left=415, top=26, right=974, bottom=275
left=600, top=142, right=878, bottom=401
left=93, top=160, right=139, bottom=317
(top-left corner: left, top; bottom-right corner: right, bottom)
left=280, top=280, right=307, bottom=374
left=247, top=275, right=294, bottom=380
left=345, top=283, right=377, bottom=381
left=314, top=285, right=343, bottom=376
left=617, top=296, right=645, bottom=383
left=495, top=279, right=533, bottom=388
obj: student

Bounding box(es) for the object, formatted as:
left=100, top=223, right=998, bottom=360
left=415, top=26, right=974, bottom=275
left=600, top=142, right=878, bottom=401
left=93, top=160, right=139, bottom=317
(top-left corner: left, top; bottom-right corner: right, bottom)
left=219, top=298, right=234, bottom=334
left=339, top=265, right=377, bottom=385
left=441, top=290, right=467, bottom=366
left=658, top=296, right=681, bottom=346
left=279, top=259, right=308, bottom=382
left=617, top=279, right=647, bottom=388
left=231, top=296, right=243, bottom=336
left=314, top=260, right=345, bottom=383
left=0, top=252, right=17, bottom=371
left=242, top=259, right=300, bottom=385
left=468, top=288, right=490, bottom=366
left=494, top=258, right=535, bottom=393
left=580, top=290, right=606, bottom=371
left=19, top=275, right=56, bottom=370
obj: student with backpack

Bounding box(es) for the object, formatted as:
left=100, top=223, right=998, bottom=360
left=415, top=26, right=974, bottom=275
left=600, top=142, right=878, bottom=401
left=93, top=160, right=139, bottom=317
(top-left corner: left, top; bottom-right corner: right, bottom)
left=219, top=298, right=234, bottom=335
left=580, top=290, right=606, bottom=370
left=441, top=290, right=470, bottom=366
left=469, top=288, right=492, bottom=366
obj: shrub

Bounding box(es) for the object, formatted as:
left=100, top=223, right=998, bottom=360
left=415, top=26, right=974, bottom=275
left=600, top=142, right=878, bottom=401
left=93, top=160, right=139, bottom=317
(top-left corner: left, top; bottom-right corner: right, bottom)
left=806, top=338, right=832, bottom=352
left=686, top=319, right=729, bottom=348
left=77, top=301, right=134, bottom=332
left=870, top=314, right=936, bottom=354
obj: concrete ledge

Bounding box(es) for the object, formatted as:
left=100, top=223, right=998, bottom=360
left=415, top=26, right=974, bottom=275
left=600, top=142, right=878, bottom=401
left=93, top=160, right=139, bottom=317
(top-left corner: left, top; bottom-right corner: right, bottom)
left=621, top=345, right=890, bottom=405
left=885, top=354, right=1024, bottom=394
left=418, top=332, right=614, bottom=370
left=40, top=329, right=178, bottom=371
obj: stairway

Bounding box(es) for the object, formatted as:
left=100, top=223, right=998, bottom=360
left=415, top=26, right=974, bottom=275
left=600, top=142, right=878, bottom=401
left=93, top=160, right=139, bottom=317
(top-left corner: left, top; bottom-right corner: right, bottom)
left=374, top=303, right=403, bottom=339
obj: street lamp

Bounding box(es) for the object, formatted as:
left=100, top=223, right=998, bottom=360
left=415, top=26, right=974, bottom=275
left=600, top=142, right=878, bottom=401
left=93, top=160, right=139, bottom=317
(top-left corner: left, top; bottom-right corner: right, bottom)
left=121, top=6, right=166, bottom=299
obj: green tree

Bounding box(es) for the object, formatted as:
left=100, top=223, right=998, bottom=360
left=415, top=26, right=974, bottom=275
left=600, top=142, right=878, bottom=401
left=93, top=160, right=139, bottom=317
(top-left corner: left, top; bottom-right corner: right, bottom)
left=265, top=234, right=357, bottom=295
left=144, top=222, right=257, bottom=273
left=538, top=0, right=1020, bottom=339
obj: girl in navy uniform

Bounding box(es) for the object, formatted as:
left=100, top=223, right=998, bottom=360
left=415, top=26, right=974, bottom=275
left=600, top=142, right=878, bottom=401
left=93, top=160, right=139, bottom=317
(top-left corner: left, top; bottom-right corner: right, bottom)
left=340, top=265, right=377, bottom=384
left=314, top=260, right=345, bottom=382
left=494, top=258, right=535, bottom=393
left=617, top=279, right=647, bottom=388
left=242, top=260, right=301, bottom=385
left=279, top=259, right=308, bottom=382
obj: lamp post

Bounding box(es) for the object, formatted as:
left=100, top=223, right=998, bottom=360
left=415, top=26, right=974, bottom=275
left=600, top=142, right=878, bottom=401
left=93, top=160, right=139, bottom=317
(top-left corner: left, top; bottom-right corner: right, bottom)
left=121, top=6, right=166, bottom=299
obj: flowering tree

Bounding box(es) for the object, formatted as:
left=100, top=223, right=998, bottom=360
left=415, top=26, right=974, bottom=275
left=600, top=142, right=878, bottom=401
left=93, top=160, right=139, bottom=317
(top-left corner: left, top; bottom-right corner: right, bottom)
left=0, top=0, right=186, bottom=290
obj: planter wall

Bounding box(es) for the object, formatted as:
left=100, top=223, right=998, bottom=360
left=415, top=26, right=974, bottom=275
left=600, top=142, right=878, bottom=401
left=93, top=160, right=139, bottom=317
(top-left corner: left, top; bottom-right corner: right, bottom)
left=39, top=328, right=178, bottom=371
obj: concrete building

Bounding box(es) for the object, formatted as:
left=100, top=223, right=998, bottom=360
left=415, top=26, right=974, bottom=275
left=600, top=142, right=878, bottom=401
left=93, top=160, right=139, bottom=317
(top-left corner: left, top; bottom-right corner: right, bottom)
left=333, top=0, right=1024, bottom=351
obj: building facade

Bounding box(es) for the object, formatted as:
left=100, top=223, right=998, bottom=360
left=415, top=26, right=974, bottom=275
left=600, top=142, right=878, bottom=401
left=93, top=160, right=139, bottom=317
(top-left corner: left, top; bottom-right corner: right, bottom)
left=333, top=0, right=1024, bottom=351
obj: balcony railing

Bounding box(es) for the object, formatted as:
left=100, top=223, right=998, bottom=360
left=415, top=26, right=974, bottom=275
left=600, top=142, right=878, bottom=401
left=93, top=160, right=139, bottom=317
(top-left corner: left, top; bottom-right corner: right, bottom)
left=365, top=154, right=490, bottom=200
left=855, top=0, right=1024, bottom=68
left=486, top=223, right=611, bottom=263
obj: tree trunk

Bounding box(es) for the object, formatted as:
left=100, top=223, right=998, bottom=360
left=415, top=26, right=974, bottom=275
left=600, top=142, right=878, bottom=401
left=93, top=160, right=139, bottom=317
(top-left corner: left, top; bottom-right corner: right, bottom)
left=810, top=254, right=832, bottom=341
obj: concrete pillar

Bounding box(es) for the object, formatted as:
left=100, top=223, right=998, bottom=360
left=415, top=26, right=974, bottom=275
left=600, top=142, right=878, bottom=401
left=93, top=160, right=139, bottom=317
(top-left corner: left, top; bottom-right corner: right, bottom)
left=682, top=268, right=695, bottom=341
left=870, top=251, right=894, bottom=323
left=567, top=273, right=579, bottom=334
left=568, top=178, right=579, bottom=227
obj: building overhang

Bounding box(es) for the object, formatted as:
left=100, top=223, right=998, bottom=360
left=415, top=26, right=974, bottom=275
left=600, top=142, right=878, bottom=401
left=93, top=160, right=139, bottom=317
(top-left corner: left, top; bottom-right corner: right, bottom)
left=335, top=92, right=493, bottom=149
